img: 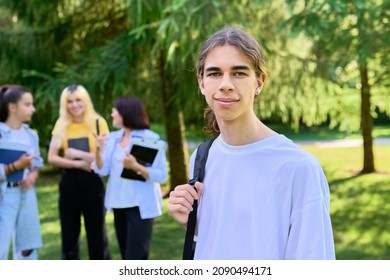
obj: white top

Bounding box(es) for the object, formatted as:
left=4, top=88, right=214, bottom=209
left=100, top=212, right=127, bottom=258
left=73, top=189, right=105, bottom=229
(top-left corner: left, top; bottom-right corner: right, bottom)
left=104, top=143, right=139, bottom=208
left=192, top=134, right=335, bottom=260
left=94, top=129, right=168, bottom=219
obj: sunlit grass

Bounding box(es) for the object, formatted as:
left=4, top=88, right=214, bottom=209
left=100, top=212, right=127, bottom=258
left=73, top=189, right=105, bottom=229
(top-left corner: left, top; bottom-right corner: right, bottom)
left=36, top=176, right=185, bottom=260
left=301, top=145, right=390, bottom=260
left=34, top=126, right=390, bottom=260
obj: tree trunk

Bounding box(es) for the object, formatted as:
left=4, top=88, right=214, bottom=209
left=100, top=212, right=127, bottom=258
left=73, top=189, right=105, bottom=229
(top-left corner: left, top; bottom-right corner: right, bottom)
left=158, top=51, right=190, bottom=196
left=359, top=58, right=375, bottom=173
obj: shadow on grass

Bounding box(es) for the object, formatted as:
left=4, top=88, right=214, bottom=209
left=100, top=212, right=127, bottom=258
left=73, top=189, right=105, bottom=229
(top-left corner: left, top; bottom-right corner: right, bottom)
left=330, top=174, right=390, bottom=260
left=149, top=201, right=186, bottom=260
left=328, top=173, right=364, bottom=185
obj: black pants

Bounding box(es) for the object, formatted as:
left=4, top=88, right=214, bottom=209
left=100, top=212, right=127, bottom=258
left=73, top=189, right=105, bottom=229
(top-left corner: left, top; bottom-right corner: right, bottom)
left=113, top=207, right=153, bottom=260
left=59, top=169, right=110, bottom=260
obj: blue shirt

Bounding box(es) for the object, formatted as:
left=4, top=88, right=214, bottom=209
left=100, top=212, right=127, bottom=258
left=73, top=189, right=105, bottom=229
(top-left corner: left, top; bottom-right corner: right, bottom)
left=94, top=129, right=168, bottom=219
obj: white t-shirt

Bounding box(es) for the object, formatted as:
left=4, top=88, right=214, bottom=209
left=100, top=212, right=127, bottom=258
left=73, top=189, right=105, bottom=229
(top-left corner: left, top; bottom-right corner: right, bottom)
left=192, top=134, right=335, bottom=260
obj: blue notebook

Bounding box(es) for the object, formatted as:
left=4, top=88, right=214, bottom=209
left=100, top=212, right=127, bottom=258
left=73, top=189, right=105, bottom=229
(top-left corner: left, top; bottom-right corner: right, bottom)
left=0, top=141, right=29, bottom=182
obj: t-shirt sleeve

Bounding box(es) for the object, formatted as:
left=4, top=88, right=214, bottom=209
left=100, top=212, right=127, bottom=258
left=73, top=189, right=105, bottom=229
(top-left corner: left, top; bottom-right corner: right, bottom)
left=285, top=156, right=335, bottom=259
left=98, top=117, right=110, bottom=135
left=51, top=120, right=60, bottom=136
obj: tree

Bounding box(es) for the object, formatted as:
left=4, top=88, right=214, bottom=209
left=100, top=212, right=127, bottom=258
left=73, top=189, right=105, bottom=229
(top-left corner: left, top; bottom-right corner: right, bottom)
left=0, top=0, right=131, bottom=145
left=2, top=0, right=351, bottom=189
left=58, top=0, right=225, bottom=192
left=88, top=0, right=305, bottom=191
left=0, top=0, right=224, bottom=192
left=283, top=0, right=390, bottom=173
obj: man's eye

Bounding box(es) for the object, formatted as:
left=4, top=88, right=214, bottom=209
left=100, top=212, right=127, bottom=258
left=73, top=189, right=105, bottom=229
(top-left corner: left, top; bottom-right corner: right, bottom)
left=207, top=72, right=220, bottom=77
left=234, top=72, right=247, bottom=76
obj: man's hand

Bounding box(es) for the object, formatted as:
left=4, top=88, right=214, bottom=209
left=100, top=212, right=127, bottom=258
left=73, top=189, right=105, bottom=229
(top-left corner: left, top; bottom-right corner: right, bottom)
left=167, top=182, right=203, bottom=226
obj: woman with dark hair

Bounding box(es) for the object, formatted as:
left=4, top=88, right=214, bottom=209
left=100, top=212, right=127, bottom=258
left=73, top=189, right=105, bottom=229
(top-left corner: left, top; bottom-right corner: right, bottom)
left=94, top=96, right=167, bottom=260
left=0, top=85, right=44, bottom=259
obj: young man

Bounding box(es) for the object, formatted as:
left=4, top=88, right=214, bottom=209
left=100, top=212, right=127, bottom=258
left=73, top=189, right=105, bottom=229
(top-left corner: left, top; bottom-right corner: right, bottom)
left=167, top=26, right=335, bottom=260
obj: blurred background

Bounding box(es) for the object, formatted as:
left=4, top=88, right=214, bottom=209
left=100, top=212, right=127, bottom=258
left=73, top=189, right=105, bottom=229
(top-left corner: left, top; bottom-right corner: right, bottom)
left=0, top=0, right=389, bottom=259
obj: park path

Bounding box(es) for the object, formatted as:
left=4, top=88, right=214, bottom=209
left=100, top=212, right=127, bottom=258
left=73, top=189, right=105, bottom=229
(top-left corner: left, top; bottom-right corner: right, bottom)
left=295, top=138, right=390, bottom=147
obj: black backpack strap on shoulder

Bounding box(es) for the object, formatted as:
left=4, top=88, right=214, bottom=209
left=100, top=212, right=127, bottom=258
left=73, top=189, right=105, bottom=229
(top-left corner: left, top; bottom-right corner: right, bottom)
left=182, top=138, right=215, bottom=260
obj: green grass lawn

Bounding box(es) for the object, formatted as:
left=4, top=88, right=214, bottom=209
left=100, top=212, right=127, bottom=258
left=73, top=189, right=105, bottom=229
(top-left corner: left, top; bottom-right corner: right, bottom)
left=302, top=145, right=390, bottom=260
left=34, top=126, right=390, bottom=260
left=36, top=174, right=185, bottom=260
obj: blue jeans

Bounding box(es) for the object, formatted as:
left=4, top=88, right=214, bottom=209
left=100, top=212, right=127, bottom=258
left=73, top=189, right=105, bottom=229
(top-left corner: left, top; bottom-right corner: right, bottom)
left=0, top=185, right=42, bottom=259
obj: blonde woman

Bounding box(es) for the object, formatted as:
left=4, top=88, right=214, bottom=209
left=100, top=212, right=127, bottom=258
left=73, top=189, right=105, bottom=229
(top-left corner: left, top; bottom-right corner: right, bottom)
left=48, top=85, right=110, bottom=259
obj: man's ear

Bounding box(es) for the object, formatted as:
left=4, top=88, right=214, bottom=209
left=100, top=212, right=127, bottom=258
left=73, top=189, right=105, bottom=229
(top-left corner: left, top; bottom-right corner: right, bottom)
left=255, top=82, right=263, bottom=95
left=257, top=72, right=267, bottom=89
left=198, top=75, right=205, bottom=95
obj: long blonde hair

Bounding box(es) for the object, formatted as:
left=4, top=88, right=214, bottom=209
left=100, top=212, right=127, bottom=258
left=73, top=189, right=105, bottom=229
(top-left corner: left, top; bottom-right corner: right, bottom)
left=54, top=85, right=100, bottom=143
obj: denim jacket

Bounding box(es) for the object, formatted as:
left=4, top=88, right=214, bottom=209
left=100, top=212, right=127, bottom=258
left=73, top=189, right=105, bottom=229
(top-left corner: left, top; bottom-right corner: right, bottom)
left=0, top=122, right=43, bottom=183
left=0, top=122, right=44, bottom=189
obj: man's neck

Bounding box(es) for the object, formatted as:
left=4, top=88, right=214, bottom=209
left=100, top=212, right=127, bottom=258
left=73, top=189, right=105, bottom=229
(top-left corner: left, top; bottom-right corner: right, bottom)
left=219, top=118, right=277, bottom=146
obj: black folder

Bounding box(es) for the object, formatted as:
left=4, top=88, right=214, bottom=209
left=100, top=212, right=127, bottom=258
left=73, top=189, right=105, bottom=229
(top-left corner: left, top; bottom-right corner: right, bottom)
left=120, top=138, right=164, bottom=182
left=120, top=145, right=159, bottom=182
left=67, top=137, right=90, bottom=152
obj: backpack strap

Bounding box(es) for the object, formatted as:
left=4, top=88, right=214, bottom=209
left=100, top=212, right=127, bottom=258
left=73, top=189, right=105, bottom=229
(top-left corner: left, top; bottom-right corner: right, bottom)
left=182, top=138, right=215, bottom=260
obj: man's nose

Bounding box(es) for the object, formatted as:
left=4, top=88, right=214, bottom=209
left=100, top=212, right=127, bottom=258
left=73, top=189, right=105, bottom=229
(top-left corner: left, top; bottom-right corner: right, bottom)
left=218, top=73, right=234, bottom=92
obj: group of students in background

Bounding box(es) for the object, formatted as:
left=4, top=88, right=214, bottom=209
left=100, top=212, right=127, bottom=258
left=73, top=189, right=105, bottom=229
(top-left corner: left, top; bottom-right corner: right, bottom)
left=0, top=26, right=335, bottom=261
left=0, top=84, right=167, bottom=260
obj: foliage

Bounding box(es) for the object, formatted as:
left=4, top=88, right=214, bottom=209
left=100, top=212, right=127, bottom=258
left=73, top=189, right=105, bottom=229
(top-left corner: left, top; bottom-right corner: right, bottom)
left=1, top=0, right=388, bottom=174
left=281, top=0, right=390, bottom=124
left=1, top=0, right=389, bottom=131
left=0, top=0, right=331, bottom=140
left=0, top=0, right=131, bottom=146
left=280, top=0, right=390, bottom=172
